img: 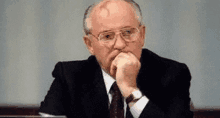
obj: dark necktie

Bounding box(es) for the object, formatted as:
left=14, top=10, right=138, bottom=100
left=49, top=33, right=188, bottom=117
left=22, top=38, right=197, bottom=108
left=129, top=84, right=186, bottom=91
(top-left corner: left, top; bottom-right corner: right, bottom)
left=110, top=82, right=134, bottom=118
left=126, top=104, right=134, bottom=118
left=110, top=82, right=124, bottom=118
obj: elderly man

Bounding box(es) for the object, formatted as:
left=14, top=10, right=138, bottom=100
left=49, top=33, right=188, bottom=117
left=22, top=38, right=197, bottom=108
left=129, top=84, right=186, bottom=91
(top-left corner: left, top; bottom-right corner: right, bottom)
left=39, top=0, right=193, bottom=118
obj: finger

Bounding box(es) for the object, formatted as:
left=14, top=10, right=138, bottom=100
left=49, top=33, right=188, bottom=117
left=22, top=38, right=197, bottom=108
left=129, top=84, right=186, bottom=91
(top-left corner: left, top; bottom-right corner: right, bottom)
left=113, top=52, right=127, bottom=65
left=110, top=56, right=118, bottom=77
left=110, top=63, right=117, bottom=78
left=106, top=50, right=120, bottom=64
left=127, top=52, right=136, bottom=58
left=110, top=52, right=133, bottom=77
left=116, top=52, right=129, bottom=60
left=109, top=52, right=126, bottom=77
left=105, top=50, right=120, bottom=72
left=127, top=52, right=139, bottom=61
left=127, top=52, right=141, bottom=68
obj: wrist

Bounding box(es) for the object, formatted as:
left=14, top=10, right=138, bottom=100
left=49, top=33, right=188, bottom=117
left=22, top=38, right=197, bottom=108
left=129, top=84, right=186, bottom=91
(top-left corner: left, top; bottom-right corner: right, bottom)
left=118, top=84, right=137, bottom=97
left=126, top=89, right=143, bottom=104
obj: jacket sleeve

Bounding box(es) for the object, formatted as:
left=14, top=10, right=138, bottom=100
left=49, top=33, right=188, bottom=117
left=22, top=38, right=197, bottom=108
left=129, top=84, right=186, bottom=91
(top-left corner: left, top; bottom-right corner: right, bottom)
left=138, top=64, right=194, bottom=118
left=164, top=64, right=193, bottom=118
left=39, top=62, right=70, bottom=115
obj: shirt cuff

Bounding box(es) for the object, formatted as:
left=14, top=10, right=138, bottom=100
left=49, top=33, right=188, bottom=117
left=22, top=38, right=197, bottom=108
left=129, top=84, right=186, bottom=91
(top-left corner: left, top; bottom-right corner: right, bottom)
left=39, top=112, right=66, bottom=117
left=129, top=96, right=149, bottom=118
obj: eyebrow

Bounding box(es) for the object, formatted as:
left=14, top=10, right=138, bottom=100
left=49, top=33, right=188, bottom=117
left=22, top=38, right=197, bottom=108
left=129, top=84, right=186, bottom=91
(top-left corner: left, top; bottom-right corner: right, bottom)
left=100, top=26, right=133, bottom=33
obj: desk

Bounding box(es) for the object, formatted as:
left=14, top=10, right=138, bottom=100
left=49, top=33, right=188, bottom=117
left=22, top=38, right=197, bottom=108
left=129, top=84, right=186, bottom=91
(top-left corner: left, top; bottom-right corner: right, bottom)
left=0, top=106, right=220, bottom=118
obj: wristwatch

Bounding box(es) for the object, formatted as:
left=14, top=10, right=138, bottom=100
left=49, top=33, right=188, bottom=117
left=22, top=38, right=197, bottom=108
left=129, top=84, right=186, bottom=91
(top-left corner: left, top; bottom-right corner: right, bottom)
left=126, top=89, right=143, bottom=104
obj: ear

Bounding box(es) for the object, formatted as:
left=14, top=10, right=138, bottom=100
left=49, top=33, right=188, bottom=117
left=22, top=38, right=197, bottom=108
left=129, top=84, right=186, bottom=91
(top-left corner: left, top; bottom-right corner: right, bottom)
left=139, top=25, right=146, bottom=47
left=83, top=35, right=94, bottom=55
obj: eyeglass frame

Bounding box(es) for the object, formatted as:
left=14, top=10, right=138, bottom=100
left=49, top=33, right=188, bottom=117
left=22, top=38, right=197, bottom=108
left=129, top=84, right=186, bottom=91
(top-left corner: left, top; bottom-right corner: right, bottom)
left=88, top=26, right=141, bottom=45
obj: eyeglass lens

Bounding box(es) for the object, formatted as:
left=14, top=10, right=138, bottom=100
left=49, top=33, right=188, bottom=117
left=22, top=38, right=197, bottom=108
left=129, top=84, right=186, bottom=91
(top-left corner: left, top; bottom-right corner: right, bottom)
left=99, top=28, right=138, bottom=42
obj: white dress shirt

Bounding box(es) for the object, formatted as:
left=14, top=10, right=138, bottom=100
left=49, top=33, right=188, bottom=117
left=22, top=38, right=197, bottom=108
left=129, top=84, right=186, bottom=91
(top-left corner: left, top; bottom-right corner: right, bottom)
left=39, top=69, right=149, bottom=118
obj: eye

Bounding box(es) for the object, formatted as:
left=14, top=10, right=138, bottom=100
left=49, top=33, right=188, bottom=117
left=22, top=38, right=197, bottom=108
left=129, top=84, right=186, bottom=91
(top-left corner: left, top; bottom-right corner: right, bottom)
left=122, top=29, right=133, bottom=36
left=105, top=35, right=111, bottom=39
left=100, top=32, right=115, bottom=41
left=125, top=30, right=131, bottom=34
left=105, top=34, right=114, bottom=40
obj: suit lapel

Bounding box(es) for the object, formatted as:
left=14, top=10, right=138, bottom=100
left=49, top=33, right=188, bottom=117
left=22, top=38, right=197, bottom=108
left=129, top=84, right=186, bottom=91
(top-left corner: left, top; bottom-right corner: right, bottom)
left=81, top=56, right=110, bottom=118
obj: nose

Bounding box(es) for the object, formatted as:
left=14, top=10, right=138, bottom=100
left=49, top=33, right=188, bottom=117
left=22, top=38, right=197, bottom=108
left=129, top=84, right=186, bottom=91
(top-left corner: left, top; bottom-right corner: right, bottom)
left=113, top=33, right=126, bottom=50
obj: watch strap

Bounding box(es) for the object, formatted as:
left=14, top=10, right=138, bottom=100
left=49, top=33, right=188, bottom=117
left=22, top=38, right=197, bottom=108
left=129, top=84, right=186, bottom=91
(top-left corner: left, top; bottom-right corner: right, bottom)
left=126, top=94, right=134, bottom=104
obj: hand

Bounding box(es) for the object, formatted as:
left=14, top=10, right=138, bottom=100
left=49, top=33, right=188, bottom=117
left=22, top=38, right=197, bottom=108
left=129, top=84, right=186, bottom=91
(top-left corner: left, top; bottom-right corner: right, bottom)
left=110, top=52, right=141, bottom=97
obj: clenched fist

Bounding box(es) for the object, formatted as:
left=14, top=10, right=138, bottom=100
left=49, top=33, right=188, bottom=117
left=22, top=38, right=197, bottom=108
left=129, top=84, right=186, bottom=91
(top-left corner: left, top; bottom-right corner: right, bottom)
left=110, top=52, right=141, bottom=97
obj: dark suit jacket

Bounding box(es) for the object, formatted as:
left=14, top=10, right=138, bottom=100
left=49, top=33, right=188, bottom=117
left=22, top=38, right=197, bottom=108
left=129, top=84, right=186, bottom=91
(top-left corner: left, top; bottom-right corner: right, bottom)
left=39, top=49, right=194, bottom=118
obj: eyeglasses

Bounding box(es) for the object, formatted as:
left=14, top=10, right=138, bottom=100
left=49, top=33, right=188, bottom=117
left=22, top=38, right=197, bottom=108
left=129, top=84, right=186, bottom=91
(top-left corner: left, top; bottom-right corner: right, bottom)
left=89, top=27, right=140, bottom=45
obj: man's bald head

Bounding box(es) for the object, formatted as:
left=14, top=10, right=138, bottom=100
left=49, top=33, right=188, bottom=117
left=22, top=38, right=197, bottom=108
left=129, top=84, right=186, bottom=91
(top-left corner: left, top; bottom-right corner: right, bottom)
left=83, top=0, right=143, bottom=35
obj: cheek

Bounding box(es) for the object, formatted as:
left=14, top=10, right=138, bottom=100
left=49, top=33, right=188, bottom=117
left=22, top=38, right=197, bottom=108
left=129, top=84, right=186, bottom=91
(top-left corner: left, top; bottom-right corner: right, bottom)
left=92, top=42, right=112, bottom=59
left=93, top=45, right=108, bottom=62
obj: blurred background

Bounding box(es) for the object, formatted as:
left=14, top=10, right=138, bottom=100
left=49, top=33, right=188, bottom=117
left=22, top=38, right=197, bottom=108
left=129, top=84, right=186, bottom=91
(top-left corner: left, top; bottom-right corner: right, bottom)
left=0, top=0, right=219, bottom=113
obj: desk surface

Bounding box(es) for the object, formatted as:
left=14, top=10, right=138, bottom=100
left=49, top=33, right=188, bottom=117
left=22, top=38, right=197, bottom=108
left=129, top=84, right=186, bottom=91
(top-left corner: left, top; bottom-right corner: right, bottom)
left=0, top=106, right=220, bottom=118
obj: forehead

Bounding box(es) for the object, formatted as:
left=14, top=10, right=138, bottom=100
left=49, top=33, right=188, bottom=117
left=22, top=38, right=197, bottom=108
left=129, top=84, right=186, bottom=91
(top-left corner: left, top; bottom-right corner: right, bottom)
left=90, top=0, right=139, bottom=34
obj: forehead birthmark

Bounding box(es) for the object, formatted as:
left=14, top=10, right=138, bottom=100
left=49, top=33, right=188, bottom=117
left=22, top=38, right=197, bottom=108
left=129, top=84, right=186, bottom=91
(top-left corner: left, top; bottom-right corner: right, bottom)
left=92, top=1, right=137, bottom=31
left=97, top=2, right=122, bottom=18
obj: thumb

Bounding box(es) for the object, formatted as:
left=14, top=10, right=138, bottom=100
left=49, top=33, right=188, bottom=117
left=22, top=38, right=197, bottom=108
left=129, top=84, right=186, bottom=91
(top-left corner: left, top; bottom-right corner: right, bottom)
left=110, top=60, right=117, bottom=78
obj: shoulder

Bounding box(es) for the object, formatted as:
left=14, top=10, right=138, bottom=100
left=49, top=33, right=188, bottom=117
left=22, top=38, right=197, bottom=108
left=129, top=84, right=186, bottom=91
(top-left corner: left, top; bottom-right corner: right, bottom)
left=141, top=48, right=189, bottom=72
left=52, top=55, right=99, bottom=83
left=139, top=48, right=191, bottom=87
left=54, top=55, right=96, bottom=70
left=139, top=49, right=193, bottom=117
left=139, top=48, right=192, bottom=95
left=141, top=48, right=183, bottom=65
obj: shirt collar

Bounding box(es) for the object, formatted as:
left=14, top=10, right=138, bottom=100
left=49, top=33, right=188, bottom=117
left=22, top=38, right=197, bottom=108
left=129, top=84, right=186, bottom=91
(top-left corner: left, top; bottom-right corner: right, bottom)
left=101, top=69, right=115, bottom=94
